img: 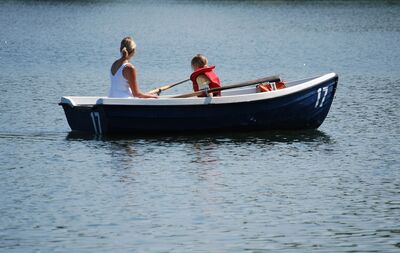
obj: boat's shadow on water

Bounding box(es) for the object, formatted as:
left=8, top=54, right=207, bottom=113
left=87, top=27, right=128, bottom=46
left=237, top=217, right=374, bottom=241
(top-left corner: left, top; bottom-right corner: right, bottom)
left=66, top=129, right=333, bottom=145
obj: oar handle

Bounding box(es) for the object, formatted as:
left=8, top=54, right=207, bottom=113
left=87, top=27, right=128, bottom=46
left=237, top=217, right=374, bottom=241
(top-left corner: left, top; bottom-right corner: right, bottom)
left=173, top=75, right=281, bottom=98
left=148, top=78, right=190, bottom=94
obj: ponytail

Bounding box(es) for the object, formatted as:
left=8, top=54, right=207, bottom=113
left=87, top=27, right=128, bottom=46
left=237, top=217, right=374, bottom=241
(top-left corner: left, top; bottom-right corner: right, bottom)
left=120, top=36, right=136, bottom=59
left=121, top=47, right=129, bottom=59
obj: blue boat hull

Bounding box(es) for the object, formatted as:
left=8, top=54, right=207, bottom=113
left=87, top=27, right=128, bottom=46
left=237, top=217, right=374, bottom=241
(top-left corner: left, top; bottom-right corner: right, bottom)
left=60, top=75, right=338, bottom=134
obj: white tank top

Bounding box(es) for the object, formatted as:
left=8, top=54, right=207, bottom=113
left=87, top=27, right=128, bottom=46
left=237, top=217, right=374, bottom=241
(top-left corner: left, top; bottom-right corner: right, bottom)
left=109, top=63, right=133, bottom=98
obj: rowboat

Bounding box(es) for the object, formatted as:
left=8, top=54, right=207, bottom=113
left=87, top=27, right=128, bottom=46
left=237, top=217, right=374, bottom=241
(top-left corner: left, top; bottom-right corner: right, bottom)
left=59, top=73, right=338, bottom=134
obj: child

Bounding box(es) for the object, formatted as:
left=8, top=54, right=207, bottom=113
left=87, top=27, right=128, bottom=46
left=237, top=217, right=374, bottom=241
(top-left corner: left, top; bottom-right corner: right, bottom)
left=109, top=36, right=157, bottom=98
left=190, top=54, right=221, bottom=97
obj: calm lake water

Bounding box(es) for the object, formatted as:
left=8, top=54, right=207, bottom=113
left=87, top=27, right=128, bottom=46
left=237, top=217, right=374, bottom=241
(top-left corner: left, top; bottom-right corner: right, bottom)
left=1, top=0, right=399, bottom=252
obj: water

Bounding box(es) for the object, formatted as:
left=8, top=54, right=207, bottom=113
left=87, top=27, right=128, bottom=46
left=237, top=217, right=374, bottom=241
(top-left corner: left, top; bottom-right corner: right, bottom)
left=1, top=0, right=399, bottom=252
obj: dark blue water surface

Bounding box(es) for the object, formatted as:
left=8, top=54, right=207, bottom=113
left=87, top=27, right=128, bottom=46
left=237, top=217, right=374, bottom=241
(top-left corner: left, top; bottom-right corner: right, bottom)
left=0, top=1, right=399, bottom=252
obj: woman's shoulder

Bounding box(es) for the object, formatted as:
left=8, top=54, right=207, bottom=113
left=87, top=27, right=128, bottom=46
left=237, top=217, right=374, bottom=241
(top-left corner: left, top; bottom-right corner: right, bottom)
left=123, top=62, right=135, bottom=70
left=122, top=63, right=135, bottom=74
left=121, top=62, right=137, bottom=80
left=111, top=60, right=128, bottom=75
left=111, top=60, right=135, bottom=74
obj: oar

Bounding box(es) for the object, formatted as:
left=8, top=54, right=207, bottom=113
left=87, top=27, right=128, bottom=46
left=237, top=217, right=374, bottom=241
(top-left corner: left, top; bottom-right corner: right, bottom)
left=148, top=78, right=190, bottom=95
left=173, top=75, right=281, bottom=98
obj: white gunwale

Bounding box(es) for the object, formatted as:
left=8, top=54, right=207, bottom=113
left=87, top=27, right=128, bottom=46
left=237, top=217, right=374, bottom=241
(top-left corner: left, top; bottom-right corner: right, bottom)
left=60, top=73, right=337, bottom=107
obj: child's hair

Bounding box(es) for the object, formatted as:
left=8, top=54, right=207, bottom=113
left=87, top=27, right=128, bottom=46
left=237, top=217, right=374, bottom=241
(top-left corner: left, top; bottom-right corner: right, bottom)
left=120, top=36, right=136, bottom=59
left=191, top=54, right=208, bottom=69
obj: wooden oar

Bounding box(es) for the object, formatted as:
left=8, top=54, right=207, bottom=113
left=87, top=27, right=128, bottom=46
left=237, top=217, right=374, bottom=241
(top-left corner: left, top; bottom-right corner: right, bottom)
left=148, top=78, right=190, bottom=95
left=173, top=75, right=281, bottom=98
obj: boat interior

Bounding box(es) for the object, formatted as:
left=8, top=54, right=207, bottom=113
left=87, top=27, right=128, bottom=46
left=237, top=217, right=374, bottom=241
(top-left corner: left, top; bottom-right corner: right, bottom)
left=60, top=76, right=319, bottom=107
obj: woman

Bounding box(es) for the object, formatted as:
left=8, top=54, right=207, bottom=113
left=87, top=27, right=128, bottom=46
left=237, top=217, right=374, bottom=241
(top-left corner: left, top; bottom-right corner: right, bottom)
left=109, top=36, right=157, bottom=98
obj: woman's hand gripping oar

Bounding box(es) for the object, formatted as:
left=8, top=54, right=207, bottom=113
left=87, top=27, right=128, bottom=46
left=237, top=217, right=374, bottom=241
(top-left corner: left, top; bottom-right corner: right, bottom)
left=147, top=78, right=190, bottom=95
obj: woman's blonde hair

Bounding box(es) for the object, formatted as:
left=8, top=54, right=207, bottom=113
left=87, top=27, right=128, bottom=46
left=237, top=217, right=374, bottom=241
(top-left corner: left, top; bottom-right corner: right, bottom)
left=191, top=54, right=208, bottom=69
left=120, top=36, right=136, bottom=59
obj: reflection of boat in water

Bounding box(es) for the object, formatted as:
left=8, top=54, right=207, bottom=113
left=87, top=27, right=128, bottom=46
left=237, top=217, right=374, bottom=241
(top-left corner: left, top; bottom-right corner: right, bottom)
left=60, top=73, right=338, bottom=134
left=66, top=129, right=333, bottom=145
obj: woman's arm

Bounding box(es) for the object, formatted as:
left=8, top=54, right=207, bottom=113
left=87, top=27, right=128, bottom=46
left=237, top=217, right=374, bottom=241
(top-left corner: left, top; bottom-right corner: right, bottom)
left=123, top=64, right=158, bottom=98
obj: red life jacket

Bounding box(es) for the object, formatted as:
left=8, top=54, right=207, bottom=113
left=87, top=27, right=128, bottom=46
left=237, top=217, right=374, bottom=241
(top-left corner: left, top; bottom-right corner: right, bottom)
left=190, top=66, right=221, bottom=96
left=257, top=81, right=286, bottom=92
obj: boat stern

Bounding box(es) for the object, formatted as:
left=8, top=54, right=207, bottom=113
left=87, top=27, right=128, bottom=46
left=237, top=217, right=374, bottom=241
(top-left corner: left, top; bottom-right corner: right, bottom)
left=59, top=97, right=101, bottom=133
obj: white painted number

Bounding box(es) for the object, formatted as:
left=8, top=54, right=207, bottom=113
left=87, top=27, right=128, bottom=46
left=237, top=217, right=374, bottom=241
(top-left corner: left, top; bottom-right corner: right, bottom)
left=90, top=112, right=102, bottom=134
left=315, top=86, right=329, bottom=108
